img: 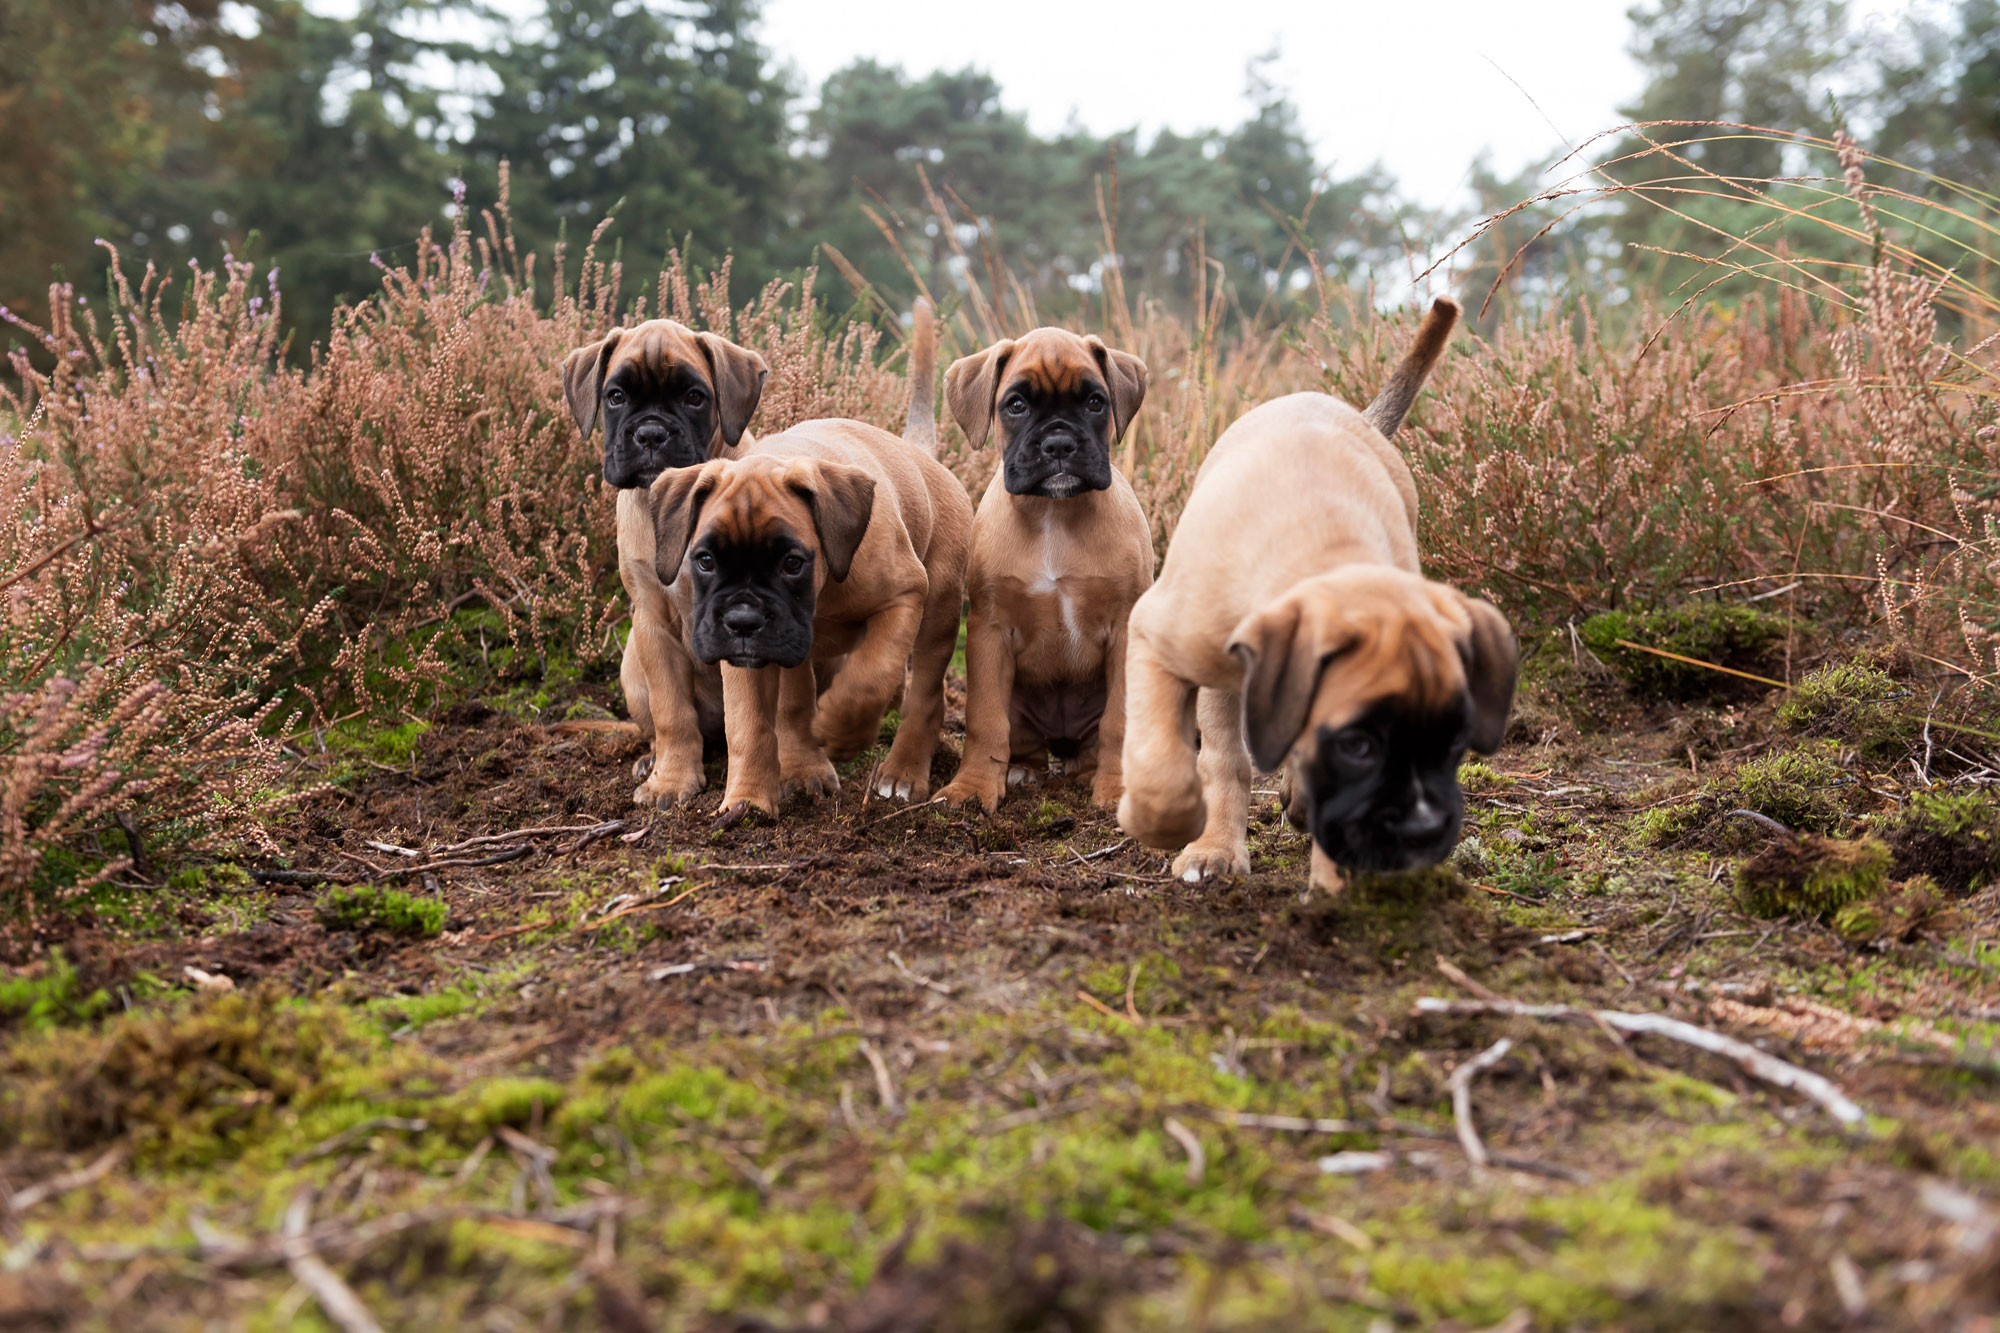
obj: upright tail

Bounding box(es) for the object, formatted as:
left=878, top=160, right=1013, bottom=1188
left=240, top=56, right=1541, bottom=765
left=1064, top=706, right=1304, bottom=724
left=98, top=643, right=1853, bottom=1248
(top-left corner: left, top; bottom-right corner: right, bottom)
left=903, top=297, right=939, bottom=457
left=1362, top=295, right=1460, bottom=439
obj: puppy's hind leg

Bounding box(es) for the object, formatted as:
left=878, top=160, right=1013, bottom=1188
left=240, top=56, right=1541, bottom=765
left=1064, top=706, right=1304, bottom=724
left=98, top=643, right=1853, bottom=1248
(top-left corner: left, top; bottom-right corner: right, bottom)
left=1172, top=687, right=1253, bottom=883
left=1116, top=628, right=1205, bottom=848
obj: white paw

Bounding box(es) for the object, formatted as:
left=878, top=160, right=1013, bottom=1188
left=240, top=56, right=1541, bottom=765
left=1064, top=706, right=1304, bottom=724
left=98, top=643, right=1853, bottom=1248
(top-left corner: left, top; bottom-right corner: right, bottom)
left=874, top=776, right=916, bottom=801
left=1007, top=765, right=1038, bottom=788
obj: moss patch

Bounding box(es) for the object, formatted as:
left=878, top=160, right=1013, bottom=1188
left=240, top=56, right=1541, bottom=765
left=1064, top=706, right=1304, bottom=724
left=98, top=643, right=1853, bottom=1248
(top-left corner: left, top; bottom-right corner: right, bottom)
left=1715, top=745, right=1851, bottom=835
left=1734, top=835, right=1890, bottom=919
left=1775, top=659, right=1915, bottom=757
left=317, top=884, right=447, bottom=937
left=1579, top=603, right=1784, bottom=698
left=1876, top=789, right=2000, bottom=893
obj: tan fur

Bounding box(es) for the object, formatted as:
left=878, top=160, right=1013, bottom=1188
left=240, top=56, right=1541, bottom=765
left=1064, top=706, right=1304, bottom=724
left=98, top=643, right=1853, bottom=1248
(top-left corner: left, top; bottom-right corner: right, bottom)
left=566, top=320, right=767, bottom=808
left=653, top=420, right=973, bottom=817
left=936, top=329, right=1155, bottom=812
left=1116, top=298, right=1514, bottom=892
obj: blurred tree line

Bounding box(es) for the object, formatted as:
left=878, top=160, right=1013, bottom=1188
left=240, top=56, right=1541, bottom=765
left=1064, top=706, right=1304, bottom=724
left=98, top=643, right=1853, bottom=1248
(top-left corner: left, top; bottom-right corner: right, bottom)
left=2, top=0, right=1996, bottom=351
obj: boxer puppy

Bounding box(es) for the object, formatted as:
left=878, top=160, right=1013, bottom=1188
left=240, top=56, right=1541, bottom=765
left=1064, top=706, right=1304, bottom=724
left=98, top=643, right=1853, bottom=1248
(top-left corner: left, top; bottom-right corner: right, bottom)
left=646, top=309, right=969, bottom=817
left=563, top=318, right=768, bottom=807
left=1116, top=297, right=1517, bottom=893
left=934, top=328, right=1153, bottom=811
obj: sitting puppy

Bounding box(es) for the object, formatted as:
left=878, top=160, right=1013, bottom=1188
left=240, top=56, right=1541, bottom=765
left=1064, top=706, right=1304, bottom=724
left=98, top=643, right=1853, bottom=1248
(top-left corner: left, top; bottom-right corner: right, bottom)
left=645, top=315, right=970, bottom=817
left=934, top=328, right=1153, bottom=812
left=562, top=319, right=768, bottom=808
left=1117, top=297, right=1517, bottom=892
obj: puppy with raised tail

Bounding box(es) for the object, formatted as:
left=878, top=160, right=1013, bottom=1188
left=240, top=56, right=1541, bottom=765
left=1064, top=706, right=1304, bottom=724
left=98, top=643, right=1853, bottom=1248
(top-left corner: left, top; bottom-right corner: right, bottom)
left=563, top=320, right=769, bottom=809
left=646, top=303, right=971, bottom=818
left=1117, top=297, right=1517, bottom=892
left=935, top=328, right=1152, bottom=812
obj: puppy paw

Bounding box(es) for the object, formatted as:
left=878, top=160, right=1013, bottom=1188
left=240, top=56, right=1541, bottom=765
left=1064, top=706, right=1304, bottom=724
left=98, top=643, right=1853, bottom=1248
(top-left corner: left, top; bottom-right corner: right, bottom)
left=1309, top=843, right=1347, bottom=896
left=780, top=753, right=840, bottom=801
left=632, top=754, right=654, bottom=782
left=1118, top=785, right=1206, bottom=850
left=1088, top=771, right=1124, bottom=810
left=634, top=767, right=705, bottom=809
left=714, top=787, right=779, bottom=824
left=870, top=760, right=930, bottom=804
left=1276, top=766, right=1309, bottom=831
left=816, top=718, right=883, bottom=763
left=937, top=776, right=1002, bottom=813
left=1172, top=841, right=1251, bottom=884
left=1007, top=764, right=1041, bottom=790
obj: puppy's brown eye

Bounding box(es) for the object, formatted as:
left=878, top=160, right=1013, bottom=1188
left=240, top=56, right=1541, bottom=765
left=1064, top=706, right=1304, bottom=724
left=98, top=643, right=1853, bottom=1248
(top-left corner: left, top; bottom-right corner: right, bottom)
left=605, top=387, right=626, bottom=406
left=685, top=388, right=707, bottom=408
left=1003, top=395, right=1028, bottom=416
left=781, top=553, right=807, bottom=576
left=693, top=552, right=716, bottom=574
left=1086, top=394, right=1107, bottom=413
left=1336, top=732, right=1377, bottom=763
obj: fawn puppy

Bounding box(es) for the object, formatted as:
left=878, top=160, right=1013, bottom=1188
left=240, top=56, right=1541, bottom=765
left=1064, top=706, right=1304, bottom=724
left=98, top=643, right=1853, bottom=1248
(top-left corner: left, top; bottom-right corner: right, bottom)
left=1117, top=297, right=1518, bottom=893
left=563, top=320, right=767, bottom=808
left=934, top=328, right=1152, bottom=812
left=643, top=304, right=970, bottom=819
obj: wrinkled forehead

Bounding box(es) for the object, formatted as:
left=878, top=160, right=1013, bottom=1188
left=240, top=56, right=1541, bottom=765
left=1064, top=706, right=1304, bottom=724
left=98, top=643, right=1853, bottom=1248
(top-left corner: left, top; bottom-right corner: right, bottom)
left=696, top=463, right=814, bottom=547
left=1314, top=606, right=1471, bottom=732
left=1001, top=331, right=1103, bottom=399
left=607, top=321, right=709, bottom=387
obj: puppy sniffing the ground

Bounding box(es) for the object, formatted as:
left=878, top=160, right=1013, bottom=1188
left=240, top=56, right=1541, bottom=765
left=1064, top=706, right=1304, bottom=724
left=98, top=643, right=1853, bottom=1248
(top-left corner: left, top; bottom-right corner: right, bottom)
left=563, top=319, right=768, bottom=808
left=935, top=328, right=1153, bottom=812
left=1117, top=297, right=1517, bottom=892
left=646, top=306, right=971, bottom=818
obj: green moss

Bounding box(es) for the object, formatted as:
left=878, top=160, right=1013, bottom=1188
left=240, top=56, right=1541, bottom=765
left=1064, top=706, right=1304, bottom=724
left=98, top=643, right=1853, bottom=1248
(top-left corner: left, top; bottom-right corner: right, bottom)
left=441, top=1076, right=568, bottom=1136
left=1633, top=802, right=1705, bottom=847
left=1717, top=745, right=1850, bottom=835
left=317, top=884, right=447, bottom=937
left=1734, top=835, right=1890, bottom=919
left=1776, top=660, right=1913, bottom=756
left=1458, top=760, right=1507, bottom=793
left=0, top=950, right=111, bottom=1030
left=1877, top=789, right=2000, bottom=892
left=1578, top=603, right=1784, bottom=698
left=1831, top=875, right=1961, bottom=944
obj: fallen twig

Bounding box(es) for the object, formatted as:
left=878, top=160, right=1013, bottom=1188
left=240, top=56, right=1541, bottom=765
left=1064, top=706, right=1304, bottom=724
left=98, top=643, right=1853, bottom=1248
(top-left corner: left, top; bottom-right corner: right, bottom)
left=281, top=1189, right=384, bottom=1333
left=887, top=950, right=956, bottom=997
left=979, top=1098, right=1092, bottom=1135
left=1446, top=1038, right=1515, bottom=1171
left=1163, top=1116, right=1205, bottom=1184
left=288, top=1118, right=429, bottom=1167
left=857, top=794, right=947, bottom=830
left=5, top=1144, right=128, bottom=1214
left=1723, top=809, right=1795, bottom=837
left=1182, top=1108, right=1449, bottom=1140
left=1413, top=997, right=1868, bottom=1128
left=858, top=1038, right=902, bottom=1115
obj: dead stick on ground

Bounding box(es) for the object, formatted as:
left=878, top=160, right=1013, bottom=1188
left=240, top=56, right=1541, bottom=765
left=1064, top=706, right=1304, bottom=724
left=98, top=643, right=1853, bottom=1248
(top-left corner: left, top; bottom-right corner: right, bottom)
left=1446, top=1038, right=1515, bottom=1171
left=1163, top=1116, right=1205, bottom=1185
left=858, top=795, right=947, bottom=830
left=887, top=950, right=956, bottom=997
left=6, top=1143, right=128, bottom=1214
left=858, top=1039, right=902, bottom=1116
left=288, top=1118, right=430, bottom=1167
left=1183, top=1109, right=1450, bottom=1140
left=1125, top=961, right=1146, bottom=1024
left=281, top=1189, right=384, bottom=1333
left=1413, top=998, right=1869, bottom=1128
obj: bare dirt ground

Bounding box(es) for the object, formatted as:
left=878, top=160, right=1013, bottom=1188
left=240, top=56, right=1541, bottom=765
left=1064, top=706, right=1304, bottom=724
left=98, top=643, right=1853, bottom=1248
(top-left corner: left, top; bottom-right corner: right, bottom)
left=3, top=649, right=1999, bottom=1332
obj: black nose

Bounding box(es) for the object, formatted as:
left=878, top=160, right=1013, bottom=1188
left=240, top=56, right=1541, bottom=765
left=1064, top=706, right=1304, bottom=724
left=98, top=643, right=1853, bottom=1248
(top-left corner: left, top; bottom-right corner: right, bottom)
left=722, top=603, right=765, bottom=637
left=1040, top=433, right=1078, bottom=460
left=634, top=420, right=669, bottom=450
left=1393, top=799, right=1451, bottom=840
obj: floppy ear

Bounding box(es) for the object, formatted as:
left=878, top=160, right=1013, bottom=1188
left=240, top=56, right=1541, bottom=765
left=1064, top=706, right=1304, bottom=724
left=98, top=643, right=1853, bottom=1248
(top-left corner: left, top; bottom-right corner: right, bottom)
left=1458, top=595, right=1519, bottom=754
left=562, top=329, right=624, bottom=438
left=1229, top=600, right=1348, bottom=772
left=648, top=463, right=718, bottom=584
left=1086, top=336, right=1148, bottom=442
left=943, top=340, right=1015, bottom=449
left=787, top=462, right=876, bottom=583
left=695, top=332, right=769, bottom=447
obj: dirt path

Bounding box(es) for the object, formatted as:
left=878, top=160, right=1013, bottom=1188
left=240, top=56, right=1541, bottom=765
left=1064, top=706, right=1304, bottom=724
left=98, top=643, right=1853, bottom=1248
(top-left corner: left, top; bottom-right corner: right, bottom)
left=3, top=674, right=1998, bottom=1331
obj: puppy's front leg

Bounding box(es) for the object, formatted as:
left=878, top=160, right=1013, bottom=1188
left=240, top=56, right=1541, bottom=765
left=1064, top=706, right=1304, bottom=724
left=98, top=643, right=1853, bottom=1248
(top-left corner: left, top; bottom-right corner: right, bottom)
left=1172, top=687, right=1253, bottom=882
left=718, top=663, right=783, bottom=818
left=1089, top=618, right=1132, bottom=810
left=629, top=614, right=708, bottom=807
left=1309, top=843, right=1347, bottom=896
left=813, top=593, right=925, bottom=762
left=937, top=607, right=1014, bottom=812
left=1117, top=629, right=1204, bottom=848
left=777, top=662, right=838, bottom=799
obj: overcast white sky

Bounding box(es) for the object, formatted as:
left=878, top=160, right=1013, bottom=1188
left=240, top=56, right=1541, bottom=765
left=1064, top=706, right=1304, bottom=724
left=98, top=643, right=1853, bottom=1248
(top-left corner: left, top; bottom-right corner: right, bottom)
left=313, top=0, right=1937, bottom=211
